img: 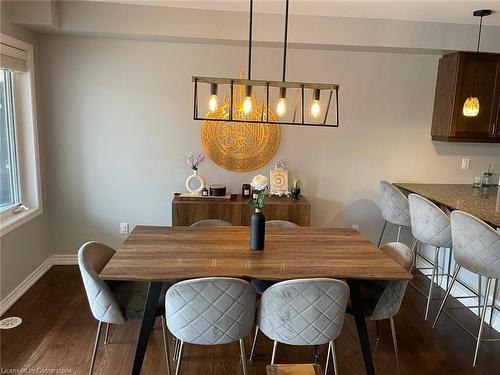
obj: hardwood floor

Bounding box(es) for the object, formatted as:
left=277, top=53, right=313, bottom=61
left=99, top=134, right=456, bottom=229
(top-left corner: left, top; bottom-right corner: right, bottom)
left=1, top=266, right=499, bottom=374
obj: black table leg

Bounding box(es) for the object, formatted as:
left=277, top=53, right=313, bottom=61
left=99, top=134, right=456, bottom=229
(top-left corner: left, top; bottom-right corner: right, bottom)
left=348, top=280, right=376, bottom=375
left=132, top=281, right=163, bottom=375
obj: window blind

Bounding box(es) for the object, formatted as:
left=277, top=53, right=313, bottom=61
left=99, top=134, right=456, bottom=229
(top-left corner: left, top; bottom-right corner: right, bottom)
left=0, top=42, right=27, bottom=72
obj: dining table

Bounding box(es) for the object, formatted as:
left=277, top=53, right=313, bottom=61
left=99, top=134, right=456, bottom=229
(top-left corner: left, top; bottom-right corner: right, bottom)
left=100, top=225, right=412, bottom=375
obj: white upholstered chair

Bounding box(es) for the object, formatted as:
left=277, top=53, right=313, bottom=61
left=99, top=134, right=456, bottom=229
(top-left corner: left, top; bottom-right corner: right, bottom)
left=78, top=242, right=170, bottom=375
left=408, top=194, right=452, bottom=320
left=165, top=277, right=256, bottom=375
left=433, top=211, right=500, bottom=367
left=265, top=220, right=299, bottom=228
left=251, top=278, right=349, bottom=375
left=190, top=219, right=232, bottom=226
left=378, top=181, right=411, bottom=246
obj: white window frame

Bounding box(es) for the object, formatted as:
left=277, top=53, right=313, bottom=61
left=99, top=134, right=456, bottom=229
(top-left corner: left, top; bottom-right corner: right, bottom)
left=0, top=34, right=42, bottom=237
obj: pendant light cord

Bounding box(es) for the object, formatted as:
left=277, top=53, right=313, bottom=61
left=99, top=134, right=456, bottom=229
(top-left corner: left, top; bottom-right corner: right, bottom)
left=476, top=15, right=484, bottom=53
left=472, top=14, right=484, bottom=95
left=282, top=0, right=289, bottom=82
left=248, top=0, right=253, bottom=80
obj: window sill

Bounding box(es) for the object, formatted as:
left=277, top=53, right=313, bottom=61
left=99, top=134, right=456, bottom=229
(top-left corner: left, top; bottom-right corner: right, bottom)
left=0, top=207, right=42, bottom=238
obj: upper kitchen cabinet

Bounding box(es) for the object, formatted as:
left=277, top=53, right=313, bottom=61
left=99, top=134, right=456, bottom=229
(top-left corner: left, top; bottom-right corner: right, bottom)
left=431, top=52, right=500, bottom=143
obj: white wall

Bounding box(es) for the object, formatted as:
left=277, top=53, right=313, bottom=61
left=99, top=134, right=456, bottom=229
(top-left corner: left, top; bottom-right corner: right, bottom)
left=37, top=35, right=499, bottom=255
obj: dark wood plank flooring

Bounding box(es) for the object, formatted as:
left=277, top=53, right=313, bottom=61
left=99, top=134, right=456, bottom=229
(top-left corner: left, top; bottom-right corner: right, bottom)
left=1, top=266, right=499, bottom=374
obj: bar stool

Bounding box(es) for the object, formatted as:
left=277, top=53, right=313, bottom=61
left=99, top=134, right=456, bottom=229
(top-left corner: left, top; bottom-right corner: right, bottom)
left=252, top=278, right=349, bottom=375
left=408, top=194, right=452, bottom=320
left=433, top=211, right=500, bottom=367
left=378, top=181, right=411, bottom=246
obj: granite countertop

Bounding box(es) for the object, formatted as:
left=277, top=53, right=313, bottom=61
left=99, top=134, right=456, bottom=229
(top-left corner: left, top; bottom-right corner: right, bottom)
left=394, top=183, right=500, bottom=228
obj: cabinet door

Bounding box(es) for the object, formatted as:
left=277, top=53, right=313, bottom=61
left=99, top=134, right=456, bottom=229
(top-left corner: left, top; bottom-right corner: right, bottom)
left=453, top=54, right=499, bottom=139
left=492, top=62, right=500, bottom=138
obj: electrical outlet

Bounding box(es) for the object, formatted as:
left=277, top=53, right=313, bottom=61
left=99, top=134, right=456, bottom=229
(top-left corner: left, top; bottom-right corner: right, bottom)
left=120, top=222, right=129, bottom=235
left=461, top=158, right=470, bottom=170
left=352, top=224, right=360, bottom=231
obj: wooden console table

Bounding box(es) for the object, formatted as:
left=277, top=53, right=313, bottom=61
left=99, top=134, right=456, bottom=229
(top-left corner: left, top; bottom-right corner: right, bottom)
left=172, top=193, right=311, bottom=226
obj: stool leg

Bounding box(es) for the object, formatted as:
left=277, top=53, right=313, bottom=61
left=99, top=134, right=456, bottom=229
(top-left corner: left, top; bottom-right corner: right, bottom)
left=473, top=278, right=492, bottom=367
left=249, top=325, right=259, bottom=362
left=324, top=342, right=331, bottom=375
left=389, top=317, right=401, bottom=375
left=331, top=341, right=339, bottom=375
left=89, top=321, right=102, bottom=375
left=433, top=265, right=461, bottom=328
left=490, top=279, right=498, bottom=326
left=425, top=247, right=440, bottom=320
left=271, top=340, right=278, bottom=365
left=478, top=275, right=482, bottom=318
left=239, top=338, right=248, bottom=375
left=104, top=323, right=110, bottom=345
left=396, top=225, right=402, bottom=242
left=174, top=341, right=184, bottom=375
left=161, top=316, right=171, bottom=375
left=446, top=248, right=453, bottom=290
left=377, top=221, right=387, bottom=247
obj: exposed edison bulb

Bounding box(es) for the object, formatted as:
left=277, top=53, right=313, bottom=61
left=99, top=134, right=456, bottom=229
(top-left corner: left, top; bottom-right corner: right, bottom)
left=311, top=100, right=321, bottom=119
left=276, top=98, right=287, bottom=117
left=463, top=96, right=479, bottom=117
left=208, top=95, right=218, bottom=112
left=243, top=85, right=253, bottom=114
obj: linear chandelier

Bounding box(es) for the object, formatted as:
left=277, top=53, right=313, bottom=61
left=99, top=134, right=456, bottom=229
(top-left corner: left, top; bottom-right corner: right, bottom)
left=192, top=0, right=340, bottom=127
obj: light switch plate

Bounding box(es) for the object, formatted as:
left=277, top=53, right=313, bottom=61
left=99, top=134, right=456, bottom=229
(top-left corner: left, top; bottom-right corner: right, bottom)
left=461, top=158, right=470, bottom=170
left=120, top=222, right=129, bottom=235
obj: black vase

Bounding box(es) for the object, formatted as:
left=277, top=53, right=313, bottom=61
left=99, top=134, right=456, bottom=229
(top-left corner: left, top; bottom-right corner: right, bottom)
left=291, top=187, right=301, bottom=200
left=250, top=210, right=265, bottom=250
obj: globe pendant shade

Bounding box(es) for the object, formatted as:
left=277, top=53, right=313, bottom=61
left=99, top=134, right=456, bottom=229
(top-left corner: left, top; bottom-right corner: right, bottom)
left=463, top=96, right=480, bottom=117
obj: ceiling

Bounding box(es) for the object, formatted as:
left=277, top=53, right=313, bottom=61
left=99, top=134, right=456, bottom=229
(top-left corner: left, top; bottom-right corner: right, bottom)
left=91, top=0, right=500, bottom=26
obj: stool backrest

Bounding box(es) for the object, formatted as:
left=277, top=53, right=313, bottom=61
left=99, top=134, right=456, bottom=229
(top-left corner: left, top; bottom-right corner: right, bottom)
left=408, top=194, right=452, bottom=248
left=266, top=220, right=299, bottom=228
left=370, top=242, right=413, bottom=320
left=258, top=278, right=349, bottom=346
left=380, top=181, right=411, bottom=227
left=166, top=277, right=256, bottom=345
left=190, top=219, right=232, bottom=227
left=78, top=241, right=126, bottom=324
left=451, top=211, right=500, bottom=279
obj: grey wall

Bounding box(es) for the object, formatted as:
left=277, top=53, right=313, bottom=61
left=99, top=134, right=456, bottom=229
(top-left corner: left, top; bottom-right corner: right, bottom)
left=37, top=35, right=499, bottom=255
left=0, top=3, right=50, bottom=300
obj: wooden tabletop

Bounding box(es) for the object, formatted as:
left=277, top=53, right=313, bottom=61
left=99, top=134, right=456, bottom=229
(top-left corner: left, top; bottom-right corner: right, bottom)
left=395, top=183, right=500, bottom=227
left=100, top=226, right=412, bottom=282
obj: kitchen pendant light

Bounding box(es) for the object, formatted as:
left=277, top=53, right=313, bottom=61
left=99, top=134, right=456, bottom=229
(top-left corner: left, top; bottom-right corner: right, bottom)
left=192, top=0, right=340, bottom=127
left=463, top=9, right=492, bottom=117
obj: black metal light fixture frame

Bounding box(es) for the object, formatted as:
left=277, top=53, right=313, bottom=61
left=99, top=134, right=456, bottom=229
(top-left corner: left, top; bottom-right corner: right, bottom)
left=192, top=0, right=340, bottom=128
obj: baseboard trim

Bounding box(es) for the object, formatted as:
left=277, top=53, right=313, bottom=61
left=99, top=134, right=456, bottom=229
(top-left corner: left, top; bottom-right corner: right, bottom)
left=0, top=254, right=77, bottom=316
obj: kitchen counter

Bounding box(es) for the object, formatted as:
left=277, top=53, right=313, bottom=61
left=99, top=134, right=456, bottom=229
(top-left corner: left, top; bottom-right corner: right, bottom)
left=394, top=183, right=500, bottom=228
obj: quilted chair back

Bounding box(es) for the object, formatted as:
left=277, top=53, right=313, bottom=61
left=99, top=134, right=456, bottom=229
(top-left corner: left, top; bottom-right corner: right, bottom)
left=78, top=242, right=126, bottom=324
left=369, top=242, right=413, bottom=320
left=265, top=220, right=299, bottom=228
left=380, top=181, right=411, bottom=227
left=408, top=194, right=452, bottom=248
left=190, top=219, right=232, bottom=227
left=258, top=278, right=349, bottom=346
left=451, top=211, right=500, bottom=279
left=166, top=277, right=256, bottom=345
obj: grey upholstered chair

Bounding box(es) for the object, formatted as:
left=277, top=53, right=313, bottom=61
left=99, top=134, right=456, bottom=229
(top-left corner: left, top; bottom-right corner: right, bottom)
left=408, top=194, right=452, bottom=320
left=251, top=278, right=349, bottom=375
left=366, top=242, right=413, bottom=375
left=433, top=211, right=500, bottom=367
left=166, top=277, right=256, bottom=375
left=190, top=219, right=232, bottom=226
left=378, top=181, right=411, bottom=246
left=78, top=242, right=170, bottom=375
left=265, top=220, right=299, bottom=228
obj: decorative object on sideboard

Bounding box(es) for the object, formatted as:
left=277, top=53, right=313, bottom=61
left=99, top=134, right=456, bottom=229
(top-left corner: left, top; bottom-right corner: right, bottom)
left=270, top=160, right=289, bottom=196
left=192, top=0, right=339, bottom=128
left=462, top=9, right=492, bottom=117
left=248, top=174, right=267, bottom=250
left=242, top=183, right=251, bottom=198
left=291, top=177, right=301, bottom=200
left=209, top=184, right=227, bottom=197
left=201, top=188, right=209, bottom=197
left=185, top=152, right=206, bottom=195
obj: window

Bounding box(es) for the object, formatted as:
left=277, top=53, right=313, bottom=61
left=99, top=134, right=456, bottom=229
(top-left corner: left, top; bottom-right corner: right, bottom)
left=0, top=69, right=20, bottom=211
left=0, top=34, right=41, bottom=236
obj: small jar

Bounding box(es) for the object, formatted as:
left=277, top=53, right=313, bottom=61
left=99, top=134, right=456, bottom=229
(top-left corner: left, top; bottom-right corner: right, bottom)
left=201, top=188, right=209, bottom=197
left=481, top=173, right=493, bottom=187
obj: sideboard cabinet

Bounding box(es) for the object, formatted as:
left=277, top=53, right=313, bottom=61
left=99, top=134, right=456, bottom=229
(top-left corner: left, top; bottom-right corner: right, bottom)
left=172, top=194, right=310, bottom=226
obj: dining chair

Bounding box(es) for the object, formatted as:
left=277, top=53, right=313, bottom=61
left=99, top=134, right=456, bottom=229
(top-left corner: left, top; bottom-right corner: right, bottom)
left=433, top=211, right=500, bottom=367
left=251, top=278, right=349, bottom=375
left=166, top=277, right=256, bottom=375
left=363, top=242, right=413, bottom=375
left=378, top=181, right=411, bottom=247
left=78, top=241, right=170, bottom=375
left=265, top=220, right=299, bottom=228
left=408, top=193, right=452, bottom=320
left=190, top=219, right=232, bottom=226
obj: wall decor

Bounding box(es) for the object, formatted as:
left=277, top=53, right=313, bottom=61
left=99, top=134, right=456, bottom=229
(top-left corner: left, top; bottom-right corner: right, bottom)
left=192, top=0, right=339, bottom=127
left=270, top=160, right=289, bottom=196
left=185, top=152, right=206, bottom=195
left=201, top=79, right=280, bottom=172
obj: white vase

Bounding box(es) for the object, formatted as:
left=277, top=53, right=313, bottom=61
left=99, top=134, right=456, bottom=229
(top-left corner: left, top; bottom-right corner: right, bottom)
left=186, top=169, right=206, bottom=195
